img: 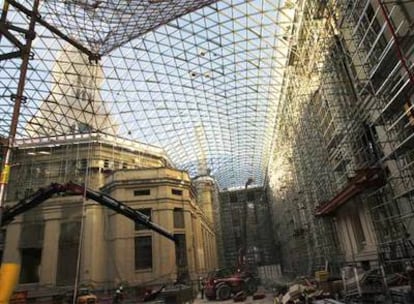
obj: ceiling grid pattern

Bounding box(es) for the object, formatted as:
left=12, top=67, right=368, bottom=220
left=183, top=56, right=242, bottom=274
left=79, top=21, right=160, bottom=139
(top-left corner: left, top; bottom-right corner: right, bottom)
left=0, top=0, right=296, bottom=189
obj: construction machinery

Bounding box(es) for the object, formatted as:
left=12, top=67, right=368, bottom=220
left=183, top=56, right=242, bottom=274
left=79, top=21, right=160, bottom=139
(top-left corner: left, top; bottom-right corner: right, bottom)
left=203, top=267, right=258, bottom=301
left=76, top=288, right=98, bottom=304
left=1, top=182, right=177, bottom=241
left=0, top=182, right=177, bottom=303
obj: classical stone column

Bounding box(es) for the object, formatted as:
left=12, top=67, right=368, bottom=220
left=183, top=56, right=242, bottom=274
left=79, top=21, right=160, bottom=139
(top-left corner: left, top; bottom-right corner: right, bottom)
left=39, top=216, right=60, bottom=285
left=80, top=204, right=107, bottom=287
left=156, top=208, right=176, bottom=282
left=2, top=222, right=21, bottom=264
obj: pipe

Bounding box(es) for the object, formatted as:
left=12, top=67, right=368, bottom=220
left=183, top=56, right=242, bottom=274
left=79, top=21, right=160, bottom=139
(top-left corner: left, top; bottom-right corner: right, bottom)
left=0, top=263, right=20, bottom=304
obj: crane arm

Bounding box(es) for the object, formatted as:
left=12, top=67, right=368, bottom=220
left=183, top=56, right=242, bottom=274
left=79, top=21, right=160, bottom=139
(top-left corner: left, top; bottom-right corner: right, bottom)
left=1, top=183, right=64, bottom=226
left=1, top=182, right=176, bottom=243
left=66, top=182, right=176, bottom=242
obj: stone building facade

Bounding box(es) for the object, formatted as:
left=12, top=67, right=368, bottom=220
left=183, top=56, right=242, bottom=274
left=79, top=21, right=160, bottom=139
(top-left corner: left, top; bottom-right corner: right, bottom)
left=1, top=133, right=218, bottom=294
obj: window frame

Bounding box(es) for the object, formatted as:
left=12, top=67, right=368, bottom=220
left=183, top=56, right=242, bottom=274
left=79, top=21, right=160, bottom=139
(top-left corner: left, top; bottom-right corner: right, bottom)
left=173, top=208, right=185, bottom=228
left=134, top=189, right=151, bottom=196
left=172, top=188, right=183, bottom=196
left=134, top=235, right=153, bottom=271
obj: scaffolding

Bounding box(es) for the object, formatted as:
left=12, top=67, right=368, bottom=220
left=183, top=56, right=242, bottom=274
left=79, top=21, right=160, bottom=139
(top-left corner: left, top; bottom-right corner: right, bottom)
left=336, top=0, right=414, bottom=274
left=268, top=0, right=348, bottom=277
left=268, top=0, right=414, bottom=280
left=6, top=133, right=172, bottom=199
left=1, top=0, right=413, bottom=296
left=219, top=187, right=276, bottom=271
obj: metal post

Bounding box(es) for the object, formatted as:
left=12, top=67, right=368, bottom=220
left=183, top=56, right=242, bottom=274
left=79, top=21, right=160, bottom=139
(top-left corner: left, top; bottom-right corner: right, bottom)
left=377, top=0, right=414, bottom=86
left=0, top=0, right=40, bottom=228
left=240, top=178, right=254, bottom=268
left=0, top=0, right=10, bottom=43
left=354, top=266, right=362, bottom=297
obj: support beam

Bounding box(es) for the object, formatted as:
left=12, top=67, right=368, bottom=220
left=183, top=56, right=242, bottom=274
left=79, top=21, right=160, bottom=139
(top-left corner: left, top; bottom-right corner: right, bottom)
left=315, top=168, right=385, bottom=216
left=0, top=0, right=9, bottom=44
left=377, top=0, right=414, bottom=86
left=0, top=0, right=40, bottom=228
left=0, top=51, right=22, bottom=61
left=7, top=0, right=100, bottom=61
left=0, top=22, right=24, bottom=49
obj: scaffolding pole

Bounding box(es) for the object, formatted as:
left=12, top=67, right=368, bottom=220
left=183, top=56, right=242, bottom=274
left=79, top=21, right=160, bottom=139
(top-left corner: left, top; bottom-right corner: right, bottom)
left=0, top=0, right=39, bottom=228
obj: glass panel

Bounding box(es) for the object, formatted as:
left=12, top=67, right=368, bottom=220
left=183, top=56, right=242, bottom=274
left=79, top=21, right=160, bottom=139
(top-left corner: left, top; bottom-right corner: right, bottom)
left=135, top=236, right=153, bottom=270
left=173, top=208, right=185, bottom=228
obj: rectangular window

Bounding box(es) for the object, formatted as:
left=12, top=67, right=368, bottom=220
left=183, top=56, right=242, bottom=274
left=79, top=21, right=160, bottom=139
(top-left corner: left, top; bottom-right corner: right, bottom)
left=56, top=222, right=80, bottom=285
left=172, top=189, right=183, bottom=196
left=20, top=248, right=42, bottom=283
left=174, top=234, right=189, bottom=281
left=135, top=236, right=152, bottom=270
left=104, top=159, right=110, bottom=168
left=134, top=189, right=150, bottom=196
left=20, top=222, right=44, bottom=248
left=351, top=213, right=366, bottom=251
left=173, top=208, right=185, bottom=228
left=135, top=208, right=152, bottom=230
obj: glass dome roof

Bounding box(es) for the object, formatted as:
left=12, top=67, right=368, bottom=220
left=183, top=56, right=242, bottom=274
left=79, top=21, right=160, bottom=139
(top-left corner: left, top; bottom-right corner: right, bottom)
left=0, top=0, right=295, bottom=189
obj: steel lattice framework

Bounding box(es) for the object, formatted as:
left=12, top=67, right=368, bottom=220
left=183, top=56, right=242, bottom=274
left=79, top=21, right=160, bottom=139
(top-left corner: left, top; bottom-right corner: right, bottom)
left=0, top=0, right=296, bottom=189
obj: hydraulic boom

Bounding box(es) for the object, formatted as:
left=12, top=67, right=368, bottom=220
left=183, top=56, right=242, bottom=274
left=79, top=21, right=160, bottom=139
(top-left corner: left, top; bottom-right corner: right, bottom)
left=1, top=182, right=176, bottom=242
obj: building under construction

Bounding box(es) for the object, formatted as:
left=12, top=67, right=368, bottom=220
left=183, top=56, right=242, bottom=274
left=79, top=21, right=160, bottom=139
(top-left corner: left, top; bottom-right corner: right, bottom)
left=267, top=0, right=414, bottom=282
left=0, top=0, right=414, bottom=302
left=219, top=186, right=277, bottom=270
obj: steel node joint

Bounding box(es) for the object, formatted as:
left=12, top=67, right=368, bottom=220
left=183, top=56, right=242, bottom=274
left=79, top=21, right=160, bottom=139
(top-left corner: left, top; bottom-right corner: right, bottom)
left=88, top=53, right=102, bottom=64
left=24, top=29, right=36, bottom=40
left=10, top=94, right=28, bottom=104
left=21, top=44, right=35, bottom=59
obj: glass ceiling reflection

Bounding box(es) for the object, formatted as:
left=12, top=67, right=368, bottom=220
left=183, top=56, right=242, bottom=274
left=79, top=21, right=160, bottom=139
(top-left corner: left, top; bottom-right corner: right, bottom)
left=0, top=0, right=295, bottom=189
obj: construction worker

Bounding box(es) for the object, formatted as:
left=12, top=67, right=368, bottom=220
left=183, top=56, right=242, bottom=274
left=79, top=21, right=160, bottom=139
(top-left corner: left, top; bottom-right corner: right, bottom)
left=113, top=286, right=124, bottom=304
left=199, top=277, right=205, bottom=299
